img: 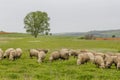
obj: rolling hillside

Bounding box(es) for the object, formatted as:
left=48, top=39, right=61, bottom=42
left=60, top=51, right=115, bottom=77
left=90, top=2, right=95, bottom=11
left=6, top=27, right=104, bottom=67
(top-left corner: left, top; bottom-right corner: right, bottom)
left=54, top=29, right=120, bottom=37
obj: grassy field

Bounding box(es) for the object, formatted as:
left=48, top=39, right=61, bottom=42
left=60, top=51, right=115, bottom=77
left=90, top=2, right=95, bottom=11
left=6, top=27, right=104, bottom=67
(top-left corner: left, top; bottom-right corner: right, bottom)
left=0, top=33, right=120, bottom=80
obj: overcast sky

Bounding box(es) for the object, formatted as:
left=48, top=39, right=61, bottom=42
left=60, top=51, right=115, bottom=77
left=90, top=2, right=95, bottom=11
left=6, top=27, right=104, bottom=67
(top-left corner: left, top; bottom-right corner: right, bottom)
left=0, top=0, right=120, bottom=33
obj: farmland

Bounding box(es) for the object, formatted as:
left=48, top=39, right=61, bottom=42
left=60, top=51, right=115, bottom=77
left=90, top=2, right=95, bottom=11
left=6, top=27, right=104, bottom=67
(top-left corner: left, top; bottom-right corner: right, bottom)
left=0, top=33, right=120, bottom=80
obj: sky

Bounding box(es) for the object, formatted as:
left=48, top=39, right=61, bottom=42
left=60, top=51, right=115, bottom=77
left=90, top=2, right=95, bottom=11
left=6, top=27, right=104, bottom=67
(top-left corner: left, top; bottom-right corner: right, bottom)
left=0, top=0, right=120, bottom=33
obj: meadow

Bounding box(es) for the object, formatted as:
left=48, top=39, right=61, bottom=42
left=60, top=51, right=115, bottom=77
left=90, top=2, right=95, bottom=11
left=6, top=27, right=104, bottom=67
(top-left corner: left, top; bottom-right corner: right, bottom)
left=0, top=33, right=120, bottom=80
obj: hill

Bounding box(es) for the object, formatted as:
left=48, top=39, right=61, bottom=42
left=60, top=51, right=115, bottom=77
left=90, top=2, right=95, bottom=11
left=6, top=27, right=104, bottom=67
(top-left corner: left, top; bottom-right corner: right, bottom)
left=54, top=29, right=120, bottom=37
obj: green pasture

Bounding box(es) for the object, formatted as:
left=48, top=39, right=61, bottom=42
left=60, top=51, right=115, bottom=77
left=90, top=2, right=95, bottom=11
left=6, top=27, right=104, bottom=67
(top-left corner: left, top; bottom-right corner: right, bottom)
left=0, top=33, right=120, bottom=80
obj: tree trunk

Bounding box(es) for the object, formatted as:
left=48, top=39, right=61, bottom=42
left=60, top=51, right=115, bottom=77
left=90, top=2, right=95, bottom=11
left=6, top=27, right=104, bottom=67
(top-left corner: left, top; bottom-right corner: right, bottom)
left=34, top=34, right=38, bottom=38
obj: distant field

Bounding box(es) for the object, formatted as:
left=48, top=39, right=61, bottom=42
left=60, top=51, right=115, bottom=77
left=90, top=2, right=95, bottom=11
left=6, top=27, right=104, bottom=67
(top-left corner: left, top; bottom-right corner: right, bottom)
left=0, top=33, right=120, bottom=80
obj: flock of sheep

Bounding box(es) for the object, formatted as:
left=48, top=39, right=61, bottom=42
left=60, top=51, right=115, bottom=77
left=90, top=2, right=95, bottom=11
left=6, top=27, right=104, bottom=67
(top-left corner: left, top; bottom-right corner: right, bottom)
left=0, top=48, right=120, bottom=70
left=0, top=48, right=22, bottom=60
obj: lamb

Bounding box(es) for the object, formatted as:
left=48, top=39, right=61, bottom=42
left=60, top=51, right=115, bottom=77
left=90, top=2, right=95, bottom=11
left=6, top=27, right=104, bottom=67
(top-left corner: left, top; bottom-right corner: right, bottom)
left=0, top=48, right=3, bottom=60
left=94, top=55, right=105, bottom=68
left=16, top=48, right=22, bottom=58
left=3, top=48, right=14, bottom=58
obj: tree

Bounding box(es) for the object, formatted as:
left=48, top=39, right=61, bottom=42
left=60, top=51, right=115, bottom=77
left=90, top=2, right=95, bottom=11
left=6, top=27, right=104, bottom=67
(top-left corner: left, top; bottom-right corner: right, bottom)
left=112, top=35, right=116, bottom=38
left=24, top=11, right=50, bottom=38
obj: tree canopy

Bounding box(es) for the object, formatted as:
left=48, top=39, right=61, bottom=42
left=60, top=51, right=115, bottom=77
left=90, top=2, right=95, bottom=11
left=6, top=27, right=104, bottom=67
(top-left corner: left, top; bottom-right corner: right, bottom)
left=24, top=11, right=50, bottom=38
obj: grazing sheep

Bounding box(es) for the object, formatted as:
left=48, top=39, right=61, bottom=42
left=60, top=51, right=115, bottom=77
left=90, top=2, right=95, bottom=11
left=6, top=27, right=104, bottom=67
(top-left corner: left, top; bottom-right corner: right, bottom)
left=37, top=51, right=47, bottom=63
left=4, top=48, right=14, bottom=58
left=16, top=48, right=22, bottom=58
left=69, top=49, right=80, bottom=58
left=85, top=52, right=95, bottom=63
left=94, top=55, right=105, bottom=68
left=59, top=48, right=69, bottom=60
left=49, top=48, right=69, bottom=62
left=30, top=49, right=48, bottom=63
left=29, top=49, right=39, bottom=58
left=9, top=49, right=17, bottom=61
left=77, top=53, right=90, bottom=65
left=113, top=56, right=120, bottom=70
left=49, top=51, right=61, bottom=62
left=104, top=54, right=115, bottom=68
left=0, top=48, right=3, bottom=60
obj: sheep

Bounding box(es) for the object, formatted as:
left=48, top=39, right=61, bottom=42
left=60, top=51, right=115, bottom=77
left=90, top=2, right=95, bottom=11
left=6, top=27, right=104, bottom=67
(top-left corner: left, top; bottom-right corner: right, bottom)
left=4, top=48, right=14, bottom=58
left=76, top=50, right=95, bottom=65
left=37, top=51, right=47, bottom=63
left=49, top=48, right=69, bottom=62
left=29, top=49, right=48, bottom=63
left=104, top=54, right=116, bottom=68
left=85, top=52, right=95, bottom=63
left=29, top=49, right=39, bottom=58
left=77, top=53, right=90, bottom=65
left=0, top=48, right=3, bottom=60
left=9, top=49, right=17, bottom=61
left=69, top=49, right=80, bottom=58
left=59, top=48, right=69, bottom=60
left=30, top=48, right=48, bottom=58
left=16, top=48, right=22, bottom=58
left=94, top=55, right=105, bottom=68
left=113, top=55, right=120, bottom=70
left=80, top=51, right=95, bottom=63
left=49, top=51, right=61, bottom=62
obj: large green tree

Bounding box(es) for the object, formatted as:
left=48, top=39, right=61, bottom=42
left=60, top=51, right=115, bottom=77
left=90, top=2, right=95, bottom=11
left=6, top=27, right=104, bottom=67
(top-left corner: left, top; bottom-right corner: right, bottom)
left=24, top=11, right=50, bottom=38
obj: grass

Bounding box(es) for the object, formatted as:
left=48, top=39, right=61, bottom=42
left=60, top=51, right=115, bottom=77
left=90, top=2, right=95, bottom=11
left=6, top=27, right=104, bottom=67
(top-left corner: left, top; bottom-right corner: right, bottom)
left=0, top=33, right=120, bottom=80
